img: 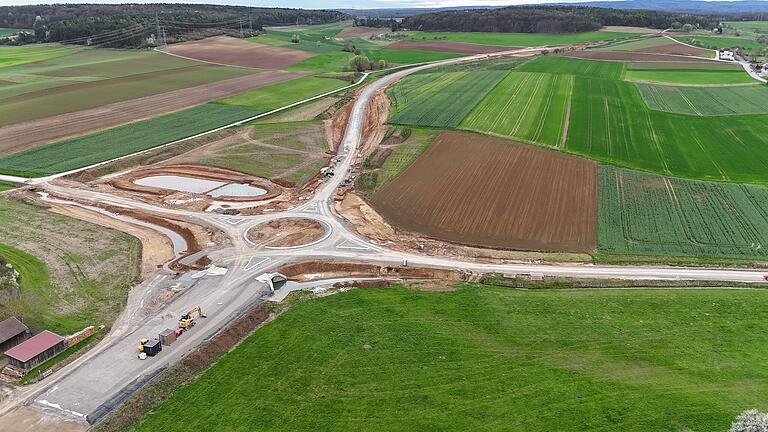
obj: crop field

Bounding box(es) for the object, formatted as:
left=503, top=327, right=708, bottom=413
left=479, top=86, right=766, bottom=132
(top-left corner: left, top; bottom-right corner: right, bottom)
left=598, top=36, right=674, bottom=51
left=625, top=68, right=754, bottom=84
left=373, top=131, right=597, bottom=252
left=0, top=197, right=140, bottom=333
left=518, top=56, right=625, bottom=79
left=564, top=75, right=768, bottom=183
left=461, top=72, right=572, bottom=147
left=364, top=49, right=463, bottom=65
left=599, top=166, right=768, bottom=260
left=672, top=35, right=766, bottom=52
left=637, top=83, right=768, bottom=115
left=627, top=61, right=741, bottom=70
left=164, top=36, right=313, bottom=69
left=0, top=104, right=263, bottom=177
left=0, top=59, right=254, bottom=127
left=385, top=40, right=510, bottom=54
left=388, top=69, right=508, bottom=127
left=0, top=44, right=80, bottom=68
left=218, top=76, right=348, bottom=111
left=134, top=285, right=768, bottom=432
left=562, top=50, right=711, bottom=62
left=723, top=21, right=768, bottom=38
left=284, top=51, right=354, bottom=73
left=403, top=30, right=643, bottom=46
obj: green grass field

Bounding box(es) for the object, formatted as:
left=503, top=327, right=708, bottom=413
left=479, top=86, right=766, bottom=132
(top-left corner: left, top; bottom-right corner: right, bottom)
left=0, top=44, right=80, bottom=68
left=0, top=197, right=140, bottom=333
left=723, top=21, right=768, bottom=38
left=599, top=165, right=768, bottom=260
left=596, top=36, right=671, bottom=51
left=188, top=121, right=329, bottom=186
left=218, top=76, right=348, bottom=110
left=284, top=51, right=354, bottom=72
left=0, top=180, right=19, bottom=191
left=637, top=83, right=768, bottom=115
left=364, top=49, right=463, bottom=65
left=0, top=104, right=263, bottom=177
left=133, top=284, right=768, bottom=432
left=388, top=69, right=507, bottom=127
left=625, top=68, right=754, bottom=85
left=404, top=31, right=643, bottom=47
left=518, top=56, right=626, bottom=79
left=462, top=71, right=572, bottom=147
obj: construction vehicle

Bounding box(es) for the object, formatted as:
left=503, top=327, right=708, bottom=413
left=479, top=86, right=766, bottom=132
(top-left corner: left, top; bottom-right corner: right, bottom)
left=178, top=306, right=206, bottom=330
left=137, top=338, right=162, bottom=360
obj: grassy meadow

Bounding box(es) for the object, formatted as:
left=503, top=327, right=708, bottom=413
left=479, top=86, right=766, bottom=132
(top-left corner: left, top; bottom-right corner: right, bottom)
left=637, top=84, right=768, bottom=116
left=404, top=30, right=643, bottom=46
left=624, top=68, right=754, bottom=85
left=133, top=285, right=768, bottom=432
left=217, top=76, right=349, bottom=110
left=0, top=197, right=140, bottom=333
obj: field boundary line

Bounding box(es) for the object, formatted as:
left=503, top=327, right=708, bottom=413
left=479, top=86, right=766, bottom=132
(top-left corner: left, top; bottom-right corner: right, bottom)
left=559, top=75, right=574, bottom=149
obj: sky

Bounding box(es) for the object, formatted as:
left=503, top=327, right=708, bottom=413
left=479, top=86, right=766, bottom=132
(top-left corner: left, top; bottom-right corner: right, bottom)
left=0, top=0, right=619, bottom=9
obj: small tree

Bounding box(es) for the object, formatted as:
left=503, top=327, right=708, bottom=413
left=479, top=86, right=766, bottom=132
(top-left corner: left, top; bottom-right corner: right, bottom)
left=342, top=40, right=356, bottom=52
left=378, top=59, right=387, bottom=69
left=349, top=55, right=370, bottom=72
left=290, top=33, right=300, bottom=44
left=731, top=409, right=768, bottom=432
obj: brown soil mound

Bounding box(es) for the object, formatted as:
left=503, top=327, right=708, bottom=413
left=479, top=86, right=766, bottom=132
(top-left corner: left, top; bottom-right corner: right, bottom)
left=247, top=218, right=326, bottom=248
left=638, top=43, right=712, bottom=56
left=386, top=40, right=514, bottom=54
left=0, top=71, right=304, bottom=156
left=560, top=50, right=712, bottom=62
left=372, top=131, right=597, bottom=253
left=337, top=26, right=386, bottom=38
left=164, top=36, right=313, bottom=69
left=279, top=260, right=470, bottom=281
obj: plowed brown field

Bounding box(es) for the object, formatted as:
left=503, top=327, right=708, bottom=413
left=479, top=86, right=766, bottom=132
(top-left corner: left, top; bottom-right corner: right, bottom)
left=0, top=71, right=304, bottom=155
left=337, top=26, right=385, bottom=38
left=372, top=132, right=597, bottom=252
left=637, top=43, right=712, bottom=56
left=561, top=51, right=712, bottom=62
left=385, top=40, right=513, bottom=54
left=164, top=36, right=312, bottom=69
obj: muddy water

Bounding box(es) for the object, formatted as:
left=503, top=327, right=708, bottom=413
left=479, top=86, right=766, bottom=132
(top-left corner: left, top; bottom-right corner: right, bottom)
left=134, top=175, right=225, bottom=194
left=208, top=183, right=266, bottom=197
left=37, top=192, right=188, bottom=257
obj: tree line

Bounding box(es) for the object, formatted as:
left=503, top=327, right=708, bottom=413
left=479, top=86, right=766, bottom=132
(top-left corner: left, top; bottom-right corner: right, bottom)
left=402, top=6, right=722, bottom=33
left=0, top=4, right=347, bottom=47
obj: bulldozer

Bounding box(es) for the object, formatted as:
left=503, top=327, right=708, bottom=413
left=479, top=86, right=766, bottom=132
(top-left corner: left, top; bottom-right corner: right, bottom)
left=178, top=306, right=206, bottom=330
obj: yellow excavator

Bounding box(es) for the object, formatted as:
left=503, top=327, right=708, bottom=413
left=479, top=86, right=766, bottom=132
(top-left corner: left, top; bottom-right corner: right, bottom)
left=178, top=306, right=206, bottom=330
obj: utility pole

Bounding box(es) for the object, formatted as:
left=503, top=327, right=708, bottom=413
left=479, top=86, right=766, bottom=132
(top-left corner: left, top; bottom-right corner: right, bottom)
left=239, top=17, right=244, bottom=38
left=155, top=13, right=161, bottom=47
left=248, top=15, right=253, bottom=32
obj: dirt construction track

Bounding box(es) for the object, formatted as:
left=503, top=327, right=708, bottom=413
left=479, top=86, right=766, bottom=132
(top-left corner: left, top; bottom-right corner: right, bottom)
left=163, top=36, right=313, bottom=69
left=0, top=71, right=305, bottom=156
left=372, top=131, right=597, bottom=252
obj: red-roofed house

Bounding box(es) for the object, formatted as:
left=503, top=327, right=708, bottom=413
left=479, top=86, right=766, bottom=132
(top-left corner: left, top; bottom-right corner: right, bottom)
left=5, top=330, right=66, bottom=370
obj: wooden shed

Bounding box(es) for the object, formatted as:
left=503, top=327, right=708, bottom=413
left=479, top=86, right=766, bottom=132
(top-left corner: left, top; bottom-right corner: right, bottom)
left=0, top=317, right=29, bottom=354
left=5, top=331, right=66, bottom=370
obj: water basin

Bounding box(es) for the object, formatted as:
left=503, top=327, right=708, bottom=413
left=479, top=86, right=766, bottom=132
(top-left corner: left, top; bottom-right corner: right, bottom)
left=208, top=183, right=267, bottom=198
left=134, top=175, right=225, bottom=194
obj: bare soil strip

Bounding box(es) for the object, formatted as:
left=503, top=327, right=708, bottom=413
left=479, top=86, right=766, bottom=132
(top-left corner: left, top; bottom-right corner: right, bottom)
left=337, top=26, right=386, bottom=38
left=0, top=71, right=305, bottom=156
left=246, top=218, right=326, bottom=248
left=561, top=51, right=712, bottom=62
left=385, top=40, right=516, bottom=54
left=372, top=131, right=598, bottom=252
left=164, top=36, right=313, bottom=69
left=636, top=43, right=712, bottom=56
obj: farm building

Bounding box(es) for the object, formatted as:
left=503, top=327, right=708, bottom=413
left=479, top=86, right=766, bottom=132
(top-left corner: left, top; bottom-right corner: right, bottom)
left=4, top=331, right=66, bottom=370
left=0, top=317, right=29, bottom=354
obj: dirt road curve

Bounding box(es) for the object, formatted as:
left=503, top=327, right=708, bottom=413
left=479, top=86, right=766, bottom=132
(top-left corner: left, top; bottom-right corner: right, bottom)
left=0, top=71, right=306, bottom=156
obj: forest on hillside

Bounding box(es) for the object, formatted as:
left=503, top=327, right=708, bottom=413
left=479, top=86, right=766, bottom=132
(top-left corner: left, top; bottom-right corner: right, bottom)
left=402, top=6, right=722, bottom=33
left=0, top=4, right=347, bottom=47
